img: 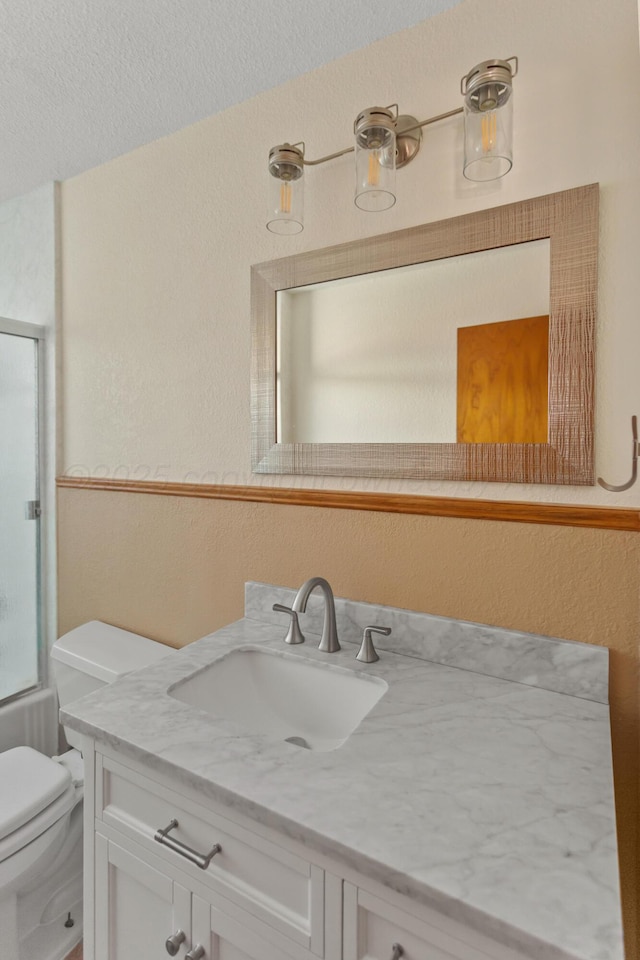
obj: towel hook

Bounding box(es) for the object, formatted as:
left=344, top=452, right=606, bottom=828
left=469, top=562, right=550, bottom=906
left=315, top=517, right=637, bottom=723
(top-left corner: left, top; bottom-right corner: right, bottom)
left=597, top=416, right=638, bottom=492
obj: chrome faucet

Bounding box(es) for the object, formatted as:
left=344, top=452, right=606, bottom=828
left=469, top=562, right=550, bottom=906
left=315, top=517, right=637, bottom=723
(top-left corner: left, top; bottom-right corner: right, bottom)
left=292, top=577, right=341, bottom=653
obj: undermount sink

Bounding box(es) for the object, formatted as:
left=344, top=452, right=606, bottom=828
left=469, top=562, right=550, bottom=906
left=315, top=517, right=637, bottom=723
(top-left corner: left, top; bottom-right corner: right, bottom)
left=168, top=645, right=388, bottom=751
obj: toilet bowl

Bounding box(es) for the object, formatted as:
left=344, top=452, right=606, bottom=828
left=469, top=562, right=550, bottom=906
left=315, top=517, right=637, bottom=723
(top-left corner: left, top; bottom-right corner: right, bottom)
left=0, top=621, right=172, bottom=960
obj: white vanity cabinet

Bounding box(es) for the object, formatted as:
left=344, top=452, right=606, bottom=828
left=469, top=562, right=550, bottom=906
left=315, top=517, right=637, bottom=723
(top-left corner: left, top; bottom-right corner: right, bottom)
left=85, top=742, right=534, bottom=960
left=64, top=602, right=620, bottom=960
left=88, top=744, right=326, bottom=960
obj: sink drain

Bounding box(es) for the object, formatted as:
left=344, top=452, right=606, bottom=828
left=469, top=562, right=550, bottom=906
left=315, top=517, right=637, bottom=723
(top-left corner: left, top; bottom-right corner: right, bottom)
left=284, top=735, right=310, bottom=749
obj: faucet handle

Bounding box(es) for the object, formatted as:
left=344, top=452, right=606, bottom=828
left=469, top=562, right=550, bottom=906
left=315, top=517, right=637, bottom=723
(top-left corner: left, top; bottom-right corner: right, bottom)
left=273, top=603, right=305, bottom=644
left=356, top=625, right=391, bottom=663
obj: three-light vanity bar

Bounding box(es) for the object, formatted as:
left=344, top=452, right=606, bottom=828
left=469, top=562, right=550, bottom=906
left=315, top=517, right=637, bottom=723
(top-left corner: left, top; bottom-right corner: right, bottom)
left=267, top=56, right=518, bottom=234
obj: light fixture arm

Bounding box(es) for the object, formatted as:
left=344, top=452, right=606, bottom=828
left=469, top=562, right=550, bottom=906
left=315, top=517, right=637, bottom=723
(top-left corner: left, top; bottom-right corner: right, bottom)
left=394, top=105, right=463, bottom=139
left=303, top=145, right=354, bottom=166
left=299, top=104, right=463, bottom=168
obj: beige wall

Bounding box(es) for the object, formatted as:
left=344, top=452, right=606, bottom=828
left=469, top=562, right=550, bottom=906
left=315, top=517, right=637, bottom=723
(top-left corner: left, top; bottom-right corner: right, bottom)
left=58, top=0, right=640, bottom=955
left=60, top=0, right=640, bottom=505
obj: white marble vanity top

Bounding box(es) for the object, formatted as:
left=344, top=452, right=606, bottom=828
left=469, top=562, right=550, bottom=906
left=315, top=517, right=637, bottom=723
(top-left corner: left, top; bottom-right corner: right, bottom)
left=61, top=585, right=622, bottom=960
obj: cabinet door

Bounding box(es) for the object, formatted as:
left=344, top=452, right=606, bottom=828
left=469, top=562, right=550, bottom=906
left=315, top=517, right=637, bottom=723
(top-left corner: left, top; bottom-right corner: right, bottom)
left=344, top=883, right=499, bottom=960
left=191, top=894, right=313, bottom=960
left=95, top=835, right=191, bottom=960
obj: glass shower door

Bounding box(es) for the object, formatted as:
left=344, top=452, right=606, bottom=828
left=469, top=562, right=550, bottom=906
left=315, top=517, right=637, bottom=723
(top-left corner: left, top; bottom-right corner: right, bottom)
left=0, top=329, right=40, bottom=702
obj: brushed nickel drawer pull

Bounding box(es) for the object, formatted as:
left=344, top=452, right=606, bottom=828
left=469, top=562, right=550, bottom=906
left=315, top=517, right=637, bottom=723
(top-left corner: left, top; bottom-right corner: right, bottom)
left=390, top=945, right=404, bottom=960
left=154, top=818, right=222, bottom=869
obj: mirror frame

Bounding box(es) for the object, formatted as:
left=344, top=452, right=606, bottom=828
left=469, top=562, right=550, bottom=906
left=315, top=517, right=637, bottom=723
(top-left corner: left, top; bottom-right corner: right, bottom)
left=251, top=184, right=598, bottom=485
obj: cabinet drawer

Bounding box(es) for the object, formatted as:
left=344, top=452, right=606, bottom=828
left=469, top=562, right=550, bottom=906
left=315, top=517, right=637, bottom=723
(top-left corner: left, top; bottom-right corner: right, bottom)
left=97, top=754, right=323, bottom=953
left=344, top=885, right=499, bottom=960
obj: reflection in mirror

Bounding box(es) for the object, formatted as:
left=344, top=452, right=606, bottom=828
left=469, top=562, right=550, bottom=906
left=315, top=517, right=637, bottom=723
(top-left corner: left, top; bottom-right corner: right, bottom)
left=277, top=240, right=550, bottom=445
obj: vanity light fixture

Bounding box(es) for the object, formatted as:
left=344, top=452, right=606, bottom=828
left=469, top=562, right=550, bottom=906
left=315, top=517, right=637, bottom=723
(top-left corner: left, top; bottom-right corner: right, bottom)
left=267, top=143, right=305, bottom=235
left=461, top=57, right=518, bottom=181
left=354, top=105, right=398, bottom=212
left=266, top=56, right=518, bottom=234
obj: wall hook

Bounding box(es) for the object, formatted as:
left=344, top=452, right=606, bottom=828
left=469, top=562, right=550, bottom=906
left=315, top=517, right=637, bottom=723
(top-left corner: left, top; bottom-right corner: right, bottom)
left=597, top=416, right=638, bottom=492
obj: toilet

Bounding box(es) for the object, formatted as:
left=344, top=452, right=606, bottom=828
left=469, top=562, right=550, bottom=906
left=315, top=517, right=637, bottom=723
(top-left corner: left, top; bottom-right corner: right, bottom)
left=0, top=621, right=173, bottom=960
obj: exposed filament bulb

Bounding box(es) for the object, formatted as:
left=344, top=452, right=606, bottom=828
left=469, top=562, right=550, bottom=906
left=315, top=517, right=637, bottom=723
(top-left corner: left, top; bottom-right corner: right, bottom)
left=280, top=181, right=292, bottom=214
left=367, top=151, right=380, bottom=187
left=481, top=112, right=497, bottom=153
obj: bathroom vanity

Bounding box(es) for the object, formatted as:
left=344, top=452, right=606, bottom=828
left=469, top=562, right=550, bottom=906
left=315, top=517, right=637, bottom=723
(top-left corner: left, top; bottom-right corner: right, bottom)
left=61, top=583, right=623, bottom=960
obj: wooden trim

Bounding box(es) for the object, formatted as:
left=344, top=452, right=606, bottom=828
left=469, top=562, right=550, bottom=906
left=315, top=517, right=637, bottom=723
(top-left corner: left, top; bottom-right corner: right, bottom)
left=56, top=476, right=640, bottom=532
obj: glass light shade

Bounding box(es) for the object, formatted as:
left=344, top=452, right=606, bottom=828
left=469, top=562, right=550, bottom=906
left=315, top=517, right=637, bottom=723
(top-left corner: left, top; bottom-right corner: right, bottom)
left=267, top=144, right=304, bottom=234
left=462, top=58, right=515, bottom=182
left=463, top=95, right=513, bottom=181
left=354, top=107, right=396, bottom=211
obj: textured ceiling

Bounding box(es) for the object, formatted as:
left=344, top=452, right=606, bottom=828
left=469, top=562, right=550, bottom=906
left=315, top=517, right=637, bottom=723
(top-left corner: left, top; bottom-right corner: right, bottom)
left=0, top=0, right=463, bottom=203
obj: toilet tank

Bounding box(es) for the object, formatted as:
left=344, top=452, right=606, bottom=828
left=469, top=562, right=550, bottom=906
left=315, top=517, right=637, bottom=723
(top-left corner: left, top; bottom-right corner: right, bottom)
left=51, top=620, right=174, bottom=750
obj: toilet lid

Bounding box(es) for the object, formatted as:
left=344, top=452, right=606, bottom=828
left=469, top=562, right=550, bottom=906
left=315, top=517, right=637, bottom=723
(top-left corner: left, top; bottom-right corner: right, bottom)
left=0, top=746, right=72, bottom=841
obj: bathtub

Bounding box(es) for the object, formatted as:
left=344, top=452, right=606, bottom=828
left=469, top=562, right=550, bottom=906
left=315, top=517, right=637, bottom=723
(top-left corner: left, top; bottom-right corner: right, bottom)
left=0, top=687, right=58, bottom=755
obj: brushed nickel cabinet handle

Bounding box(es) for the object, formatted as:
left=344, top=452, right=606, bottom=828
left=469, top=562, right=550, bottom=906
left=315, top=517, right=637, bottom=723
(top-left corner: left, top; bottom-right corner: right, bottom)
left=165, top=929, right=186, bottom=956
left=154, top=818, right=221, bottom=869
left=185, top=946, right=205, bottom=960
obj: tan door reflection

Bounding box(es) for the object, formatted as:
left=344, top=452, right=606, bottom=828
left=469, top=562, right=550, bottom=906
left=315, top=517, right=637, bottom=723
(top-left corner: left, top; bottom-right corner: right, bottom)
left=457, top=315, right=549, bottom=444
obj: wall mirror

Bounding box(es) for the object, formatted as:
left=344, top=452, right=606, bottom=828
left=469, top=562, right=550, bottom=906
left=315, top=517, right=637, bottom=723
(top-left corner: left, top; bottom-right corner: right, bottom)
left=251, top=184, right=598, bottom=484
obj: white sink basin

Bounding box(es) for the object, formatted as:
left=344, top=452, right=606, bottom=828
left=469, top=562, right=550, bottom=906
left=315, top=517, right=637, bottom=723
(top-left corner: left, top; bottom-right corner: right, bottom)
left=168, top=645, right=388, bottom=751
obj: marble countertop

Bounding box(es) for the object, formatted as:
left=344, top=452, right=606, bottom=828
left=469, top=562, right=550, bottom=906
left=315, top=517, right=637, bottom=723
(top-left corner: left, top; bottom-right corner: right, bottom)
left=61, top=608, right=622, bottom=960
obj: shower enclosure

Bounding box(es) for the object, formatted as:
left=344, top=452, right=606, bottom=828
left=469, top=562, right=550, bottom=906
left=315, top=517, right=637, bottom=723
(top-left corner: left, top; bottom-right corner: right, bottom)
left=0, top=318, right=43, bottom=704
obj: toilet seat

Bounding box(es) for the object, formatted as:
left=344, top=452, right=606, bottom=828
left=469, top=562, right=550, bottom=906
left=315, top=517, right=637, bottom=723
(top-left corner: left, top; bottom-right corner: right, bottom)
left=0, top=747, right=75, bottom=863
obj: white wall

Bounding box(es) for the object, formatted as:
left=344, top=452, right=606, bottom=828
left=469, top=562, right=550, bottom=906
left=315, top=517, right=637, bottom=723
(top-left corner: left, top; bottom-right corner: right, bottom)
left=61, top=0, right=640, bottom=506
left=0, top=182, right=59, bottom=665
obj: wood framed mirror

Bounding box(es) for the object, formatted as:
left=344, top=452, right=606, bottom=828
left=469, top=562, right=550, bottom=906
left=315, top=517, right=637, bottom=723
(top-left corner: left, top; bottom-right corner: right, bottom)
left=251, top=184, right=598, bottom=484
